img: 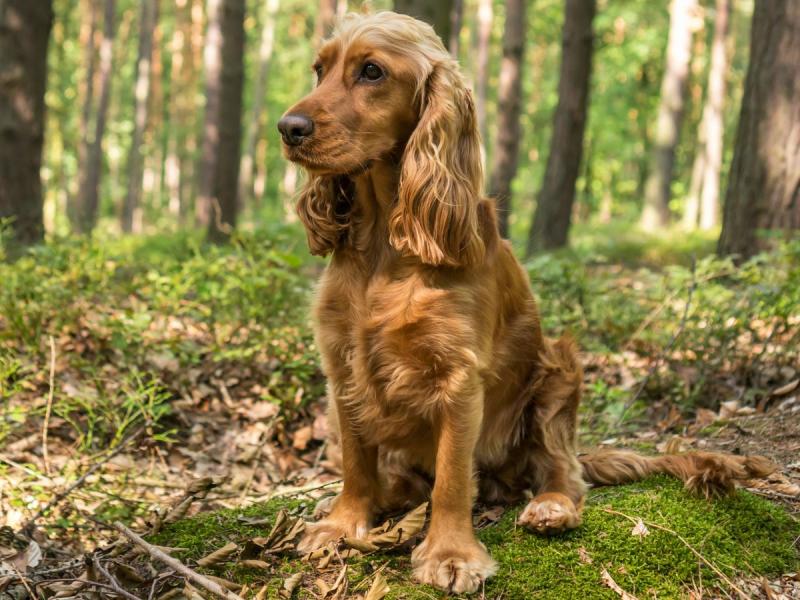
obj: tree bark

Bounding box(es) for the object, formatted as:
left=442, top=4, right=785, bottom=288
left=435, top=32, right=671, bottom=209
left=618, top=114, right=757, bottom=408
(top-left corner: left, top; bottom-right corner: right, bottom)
left=315, top=0, right=338, bottom=44
left=487, top=0, right=526, bottom=238
left=238, top=0, right=278, bottom=211
left=121, top=0, right=159, bottom=233
left=76, top=0, right=115, bottom=234
left=449, top=0, right=464, bottom=57
left=527, top=0, right=595, bottom=253
left=394, top=0, right=453, bottom=45
left=71, top=0, right=98, bottom=229
left=698, top=0, right=731, bottom=230
left=0, top=1, right=54, bottom=247
left=474, top=0, right=493, bottom=142
left=640, top=0, right=697, bottom=231
left=718, top=0, right=800, bottom=260
left=207, top=0, right=245, bottom=243
left=196, top=0, right=223, bottom=227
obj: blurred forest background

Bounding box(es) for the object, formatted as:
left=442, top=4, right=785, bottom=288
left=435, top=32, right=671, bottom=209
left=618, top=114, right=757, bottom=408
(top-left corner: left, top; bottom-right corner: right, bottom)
left=1, top=0, right=797, bottom=254
left=0, top=1, right=799, bottom=596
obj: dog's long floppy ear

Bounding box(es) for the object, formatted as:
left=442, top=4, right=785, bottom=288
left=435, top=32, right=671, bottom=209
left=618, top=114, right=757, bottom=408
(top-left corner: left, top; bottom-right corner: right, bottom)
left=389, top=61, right=485, bottom=267
left=296, top=175, right=353, bottom=256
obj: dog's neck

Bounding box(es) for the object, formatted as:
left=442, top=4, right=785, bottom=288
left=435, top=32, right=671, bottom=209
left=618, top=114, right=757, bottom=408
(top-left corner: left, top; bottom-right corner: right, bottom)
left=345, top=160, right=401, bottom=264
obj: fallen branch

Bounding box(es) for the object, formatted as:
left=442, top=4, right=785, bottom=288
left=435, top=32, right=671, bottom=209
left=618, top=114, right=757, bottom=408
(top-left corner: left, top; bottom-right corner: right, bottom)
left=42, top=335, right=56, bottom=475
left=600, top=567, right=638, bottom=600
left=92, top=556, right=143, bottom=600
left=602, top=508, right=749, bottom=599
left=114, top=522, right=245, bottom=600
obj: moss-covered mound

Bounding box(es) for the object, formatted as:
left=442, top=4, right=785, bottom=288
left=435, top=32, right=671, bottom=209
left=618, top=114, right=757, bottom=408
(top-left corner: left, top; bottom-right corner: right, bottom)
left=153, top=476, right=799, bottom=599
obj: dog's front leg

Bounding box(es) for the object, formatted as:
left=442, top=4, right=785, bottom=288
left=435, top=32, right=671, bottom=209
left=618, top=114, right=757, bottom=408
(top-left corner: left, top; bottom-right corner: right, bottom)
left=412, top=390, right=497, bottom=594
left=297, top=397, right=378, bottom=553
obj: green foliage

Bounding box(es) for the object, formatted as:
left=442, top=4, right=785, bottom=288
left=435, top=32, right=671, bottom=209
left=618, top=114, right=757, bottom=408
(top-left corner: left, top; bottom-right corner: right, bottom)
left=152, top=477, right=799, bottom=599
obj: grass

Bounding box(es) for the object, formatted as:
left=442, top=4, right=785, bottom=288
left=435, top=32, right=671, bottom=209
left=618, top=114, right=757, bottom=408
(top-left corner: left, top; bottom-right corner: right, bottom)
left=152, top=476, right=800, bottom=599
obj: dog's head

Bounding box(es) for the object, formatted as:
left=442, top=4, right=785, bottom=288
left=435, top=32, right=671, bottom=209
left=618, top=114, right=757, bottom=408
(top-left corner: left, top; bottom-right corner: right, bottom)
left=279, top=11, right=484, bottom=267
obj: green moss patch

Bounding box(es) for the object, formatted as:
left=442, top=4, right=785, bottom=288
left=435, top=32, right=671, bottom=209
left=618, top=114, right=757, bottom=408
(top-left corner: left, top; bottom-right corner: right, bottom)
left=152, top=477, right=799, bottom=598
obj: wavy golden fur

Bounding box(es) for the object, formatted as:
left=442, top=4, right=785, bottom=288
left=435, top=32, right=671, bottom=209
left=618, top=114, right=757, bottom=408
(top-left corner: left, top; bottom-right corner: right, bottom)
left=279, top=12, right=775, bottom=594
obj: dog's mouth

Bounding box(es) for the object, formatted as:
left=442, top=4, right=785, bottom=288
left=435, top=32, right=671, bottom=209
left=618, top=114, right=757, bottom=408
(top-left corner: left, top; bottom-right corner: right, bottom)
left=283, top=143, right=374, bottom=177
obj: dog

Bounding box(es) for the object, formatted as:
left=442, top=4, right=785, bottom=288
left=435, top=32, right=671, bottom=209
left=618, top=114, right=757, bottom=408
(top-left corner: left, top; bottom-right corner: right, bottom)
left=277, top=11, right=775, bottom=593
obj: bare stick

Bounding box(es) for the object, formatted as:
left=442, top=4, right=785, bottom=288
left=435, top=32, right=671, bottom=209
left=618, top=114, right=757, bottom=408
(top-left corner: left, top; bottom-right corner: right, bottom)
left=602, top=508, right=749, bottom=599
left=114, top=522, right=245, bottom=600
left=92, top=556, right=143, bottom=600
left=42, top=335, right=56, bottom=475
left=22, top=427, right=144, bottom=532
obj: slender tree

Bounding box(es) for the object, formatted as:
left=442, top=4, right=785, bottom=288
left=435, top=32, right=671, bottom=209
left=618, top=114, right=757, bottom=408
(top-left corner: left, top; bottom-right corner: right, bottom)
left=0, top=1, right=54, bottom=247
left=394, top=0, right=453, bottom=44
left=238, top=0, right=279, bottom=210
left=640, top=0, right=697, bottom=231
left=315, top=0, right=338, bottom=43
left=196, top=0, right=224, bottom=227
left=718, top=0, right=800, bottom=260
left=207, top=0, right=245, bottom=243
left=71, top=0, right=98, bottom=228
left=684, top=0, right=732, bottom=230
left=488, top=0, right=526, bottom=238
left=76, top=0, right=115, bottom=233
left=474, top=0, right=493, bottom=142
left=121, top=0, right=159, bottom=233
left=449, top=0, right=464, bottom=57
left=527, top=0, right=595, bottom=253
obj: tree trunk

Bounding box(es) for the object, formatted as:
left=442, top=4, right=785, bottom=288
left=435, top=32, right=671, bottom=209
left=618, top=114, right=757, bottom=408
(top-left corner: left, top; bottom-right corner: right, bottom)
left=526, top=0, right=595, bottom=254
left=449, top=0, right=464, bottom=57
left=394, top=0, right=452, bottom=45
left=698, top=0, right=732, bottom=230
left=71, top=0, right=98, bottom=229
left=315, top=0, right=338, bottom=44
left=121, top=0, right=159, bottom=233
left=196, top=0, right=223, bottom=227
left=0, top=0, right=54, bottom=247
left=718, top=0, right=800, bottom=260
left=640, top=0, right=697, bottom=231
left=487, top=0, right=525, bottom=238
left=474, top=0, right=493, bottom=142
left=76, top=0, right=115, bottom=234
left=207, top=0, right=245, bottom=243
left=238, top=0, right=278, bottom=211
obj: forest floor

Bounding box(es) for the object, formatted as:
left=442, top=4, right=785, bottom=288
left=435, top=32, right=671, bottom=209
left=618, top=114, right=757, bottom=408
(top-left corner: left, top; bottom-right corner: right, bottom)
left=1, top=225, right=798, bottom=598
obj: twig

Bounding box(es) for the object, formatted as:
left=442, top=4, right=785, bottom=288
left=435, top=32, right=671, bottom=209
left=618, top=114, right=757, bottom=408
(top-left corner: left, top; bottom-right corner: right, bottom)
left=114, top=522, right=245, bottom=600
left=93, top=556, right=144, bottom=600
left=250, top=478, right=342, bottom=503
left=8, top=561, right=36, bottom=599
left=21, top=426, right=144, bottom=533
left=602, top=508, right=750, bottom=599
left=42, top=335, right=56, bottom=475
left=616, top=257, right=697, bottom=427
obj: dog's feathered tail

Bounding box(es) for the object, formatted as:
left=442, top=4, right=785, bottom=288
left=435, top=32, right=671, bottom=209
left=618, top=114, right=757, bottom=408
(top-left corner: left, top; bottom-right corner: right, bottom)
left=579, top=449, right=776, bottom=498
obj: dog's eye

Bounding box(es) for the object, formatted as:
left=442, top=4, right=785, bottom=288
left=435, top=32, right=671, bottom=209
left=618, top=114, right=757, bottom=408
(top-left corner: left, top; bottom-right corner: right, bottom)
left=313, top=63, right=323, bottom=81
left=360, top=62, right=384, bottom=82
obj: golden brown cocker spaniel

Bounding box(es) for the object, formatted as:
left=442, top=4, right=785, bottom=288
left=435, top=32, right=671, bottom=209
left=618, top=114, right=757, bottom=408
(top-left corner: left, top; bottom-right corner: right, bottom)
left=277, top=12, right=775, bottom=594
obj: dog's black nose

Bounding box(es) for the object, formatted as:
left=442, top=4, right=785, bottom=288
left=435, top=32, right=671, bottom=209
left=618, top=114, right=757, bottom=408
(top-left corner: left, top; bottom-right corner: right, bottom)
left=278, top=114, right=314, bottom=146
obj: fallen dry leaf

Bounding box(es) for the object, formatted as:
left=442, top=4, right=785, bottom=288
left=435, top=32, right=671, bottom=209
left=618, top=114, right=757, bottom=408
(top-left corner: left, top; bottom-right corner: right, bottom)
left=367, top=502, right=428, bottom=547
left=631, top=519, right=650, bottom=538
left=196, top=542, right=238, bottom=567
left=364, top=572, right=390, bottom=600
left=772, top=379, right=800, bottom=396
left=578, top=546, right=593, bottom=564
left=601, top=567, right=639, bottom=600
left=279, top=572, right=303, bottom=599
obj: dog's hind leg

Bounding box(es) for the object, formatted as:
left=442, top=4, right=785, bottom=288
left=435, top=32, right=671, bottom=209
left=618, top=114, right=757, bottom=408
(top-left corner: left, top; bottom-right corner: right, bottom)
left=517, top=337, right=588, bottom=535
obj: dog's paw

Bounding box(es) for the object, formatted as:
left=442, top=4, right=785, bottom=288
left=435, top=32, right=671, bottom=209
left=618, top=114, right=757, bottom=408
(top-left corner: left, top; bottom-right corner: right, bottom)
left=411, top=537, right=497, bottom=594
left=518, top=492, right=581, bottom=535
left=296, top=515, right=369, bottom=555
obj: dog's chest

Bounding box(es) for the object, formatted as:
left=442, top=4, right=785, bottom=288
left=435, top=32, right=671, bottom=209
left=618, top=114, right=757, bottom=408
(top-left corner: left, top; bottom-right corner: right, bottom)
left=314, top=263, right=469, bottom=446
